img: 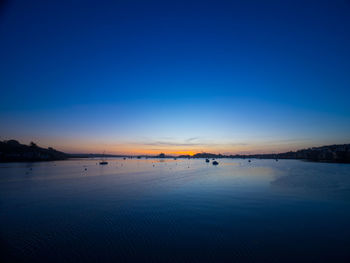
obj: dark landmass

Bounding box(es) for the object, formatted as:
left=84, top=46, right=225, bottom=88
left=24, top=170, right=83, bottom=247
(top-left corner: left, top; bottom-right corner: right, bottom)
left=181, top=144, right=350, bottom=163
left=189, top=152, right=225, bottom=159
left=0, top=140, right=68, bottom=162
left=68, top=153, right=124, bottom=158
left=1, top=139, right=349, bottom=163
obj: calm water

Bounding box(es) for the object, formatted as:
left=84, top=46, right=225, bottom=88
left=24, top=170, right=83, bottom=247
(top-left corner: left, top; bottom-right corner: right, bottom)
left=1, top=158, right=350, bottom=262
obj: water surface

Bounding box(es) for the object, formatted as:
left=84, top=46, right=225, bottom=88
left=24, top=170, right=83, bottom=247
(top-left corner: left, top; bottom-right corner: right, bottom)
left=1, top=158, right=350, bottom=262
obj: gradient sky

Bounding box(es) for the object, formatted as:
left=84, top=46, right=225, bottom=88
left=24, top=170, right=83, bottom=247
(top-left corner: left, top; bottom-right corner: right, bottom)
left=1, top=0, right=350, bottom=155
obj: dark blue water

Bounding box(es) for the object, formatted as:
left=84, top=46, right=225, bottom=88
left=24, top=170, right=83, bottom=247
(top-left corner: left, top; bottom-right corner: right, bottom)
left=1, top=158, right=350, bottom=262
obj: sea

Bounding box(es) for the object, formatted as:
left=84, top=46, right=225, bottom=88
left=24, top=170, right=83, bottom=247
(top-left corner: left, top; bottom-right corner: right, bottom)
left=1, top=158, right=350, bottom=262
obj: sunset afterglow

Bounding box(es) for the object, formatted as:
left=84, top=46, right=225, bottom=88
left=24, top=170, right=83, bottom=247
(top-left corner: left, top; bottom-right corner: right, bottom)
left=1, top=0, right=349, bottom=154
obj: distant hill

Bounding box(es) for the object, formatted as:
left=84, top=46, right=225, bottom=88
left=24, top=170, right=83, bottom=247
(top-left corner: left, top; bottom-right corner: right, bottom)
left=68, top=153, right=124, bottom=158
left=188, top=144, right=350, bottom=163
left=0, top=140, right=68, bottom=162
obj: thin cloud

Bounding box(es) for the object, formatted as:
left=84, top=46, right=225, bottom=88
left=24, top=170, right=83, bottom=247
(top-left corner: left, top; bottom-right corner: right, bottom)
left=142, top=141, right=207, bottom=147
left=186, top=137, right=199, bottom=142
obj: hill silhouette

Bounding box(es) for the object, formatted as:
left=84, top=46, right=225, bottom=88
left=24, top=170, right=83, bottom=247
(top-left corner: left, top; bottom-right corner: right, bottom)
left=0, top=140, right=67, bottom=162
left=185, top=144, right=350, bottom=163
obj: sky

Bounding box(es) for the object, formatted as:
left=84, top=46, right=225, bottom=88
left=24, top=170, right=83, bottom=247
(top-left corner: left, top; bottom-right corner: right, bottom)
left=0, top=0, right=350, bottom=155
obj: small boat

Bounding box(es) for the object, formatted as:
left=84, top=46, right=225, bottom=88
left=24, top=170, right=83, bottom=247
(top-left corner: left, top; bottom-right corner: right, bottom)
left=212, top=161, right=219, bottom=165
left=248, top=160, right=251, bottom=162
left=99, top=151, right=108, bottom=165
left=205, top=158, right=210, bottom=163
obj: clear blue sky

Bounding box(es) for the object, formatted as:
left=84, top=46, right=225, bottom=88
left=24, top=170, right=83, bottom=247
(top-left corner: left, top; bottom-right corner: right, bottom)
left=0, top=0, right=349, bottom=154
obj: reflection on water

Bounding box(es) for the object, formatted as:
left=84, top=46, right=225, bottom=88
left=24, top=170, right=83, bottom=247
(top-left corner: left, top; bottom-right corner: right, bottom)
left=1, top=158, right=350, bottom=262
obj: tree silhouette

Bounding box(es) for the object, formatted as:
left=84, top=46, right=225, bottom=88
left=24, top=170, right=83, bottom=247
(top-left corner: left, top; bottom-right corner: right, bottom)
left=30, top=142, right=38, bottom=148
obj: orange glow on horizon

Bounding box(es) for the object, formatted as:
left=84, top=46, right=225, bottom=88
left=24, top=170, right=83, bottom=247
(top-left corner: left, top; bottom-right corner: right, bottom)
left=36, top=138, right=313, bottom=156
left=111, top=149, right=196, bottom=156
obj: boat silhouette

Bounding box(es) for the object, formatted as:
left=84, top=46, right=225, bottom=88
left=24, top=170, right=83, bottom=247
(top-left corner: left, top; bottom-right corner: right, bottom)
left=99, top=151, right=108, bottom=165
